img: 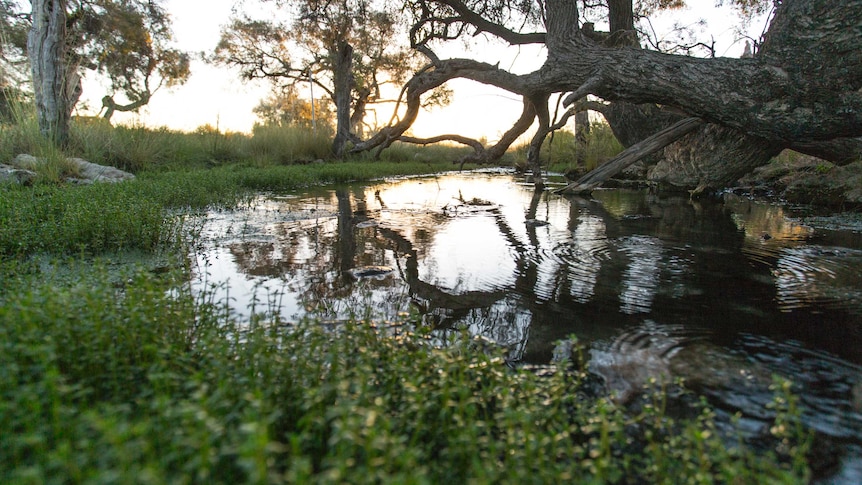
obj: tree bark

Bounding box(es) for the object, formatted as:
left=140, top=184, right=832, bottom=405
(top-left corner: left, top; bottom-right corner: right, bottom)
left=28, top=0, right=79, bottom=146
left=556, top=117, right=704, bottom=194
left=332, top=41, right=354, bottom=158
left=574, top=107, right=590, bottom=169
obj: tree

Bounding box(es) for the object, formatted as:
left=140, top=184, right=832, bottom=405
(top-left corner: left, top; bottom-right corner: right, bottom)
left=28, top=0, right=77, bottom=145
left=24, top=0, right=188, bottom=144
left=253, top=85, right=334, bottom=130
left=86, top=1, right=190, bottom=121
left=353, top=0, right=862, bottom=193
left=214, top=0, right=450, bottom=157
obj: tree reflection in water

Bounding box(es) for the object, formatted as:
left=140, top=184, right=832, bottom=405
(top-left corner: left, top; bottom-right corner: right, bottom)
left=194, top=171, right=862, bottom=482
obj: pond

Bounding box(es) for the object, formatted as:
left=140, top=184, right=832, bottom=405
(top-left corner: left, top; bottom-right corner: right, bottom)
left=192, top=169, right=862, bottom=482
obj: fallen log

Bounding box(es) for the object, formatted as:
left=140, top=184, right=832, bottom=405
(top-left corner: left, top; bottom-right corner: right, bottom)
left=554, top=117, right=703, bottom=195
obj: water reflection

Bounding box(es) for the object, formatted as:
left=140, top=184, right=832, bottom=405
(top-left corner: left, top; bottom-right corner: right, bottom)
left=193, top=171, right=862, bottom=482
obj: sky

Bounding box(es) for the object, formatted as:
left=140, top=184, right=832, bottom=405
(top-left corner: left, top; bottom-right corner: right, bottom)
left=79, top=0, right=768, bottom=142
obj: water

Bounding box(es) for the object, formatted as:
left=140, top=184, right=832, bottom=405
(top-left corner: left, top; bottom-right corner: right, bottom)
left=192, top=170, right=862, bottom=481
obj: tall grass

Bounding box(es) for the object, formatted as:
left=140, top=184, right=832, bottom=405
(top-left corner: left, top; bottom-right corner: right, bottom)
left=511, top=122, right=624, bottom=174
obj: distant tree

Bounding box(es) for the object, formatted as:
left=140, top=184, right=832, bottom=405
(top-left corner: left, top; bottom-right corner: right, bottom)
left=214, top=0, right=450, bottom=157
left=253, top=85, right=335, bottom=130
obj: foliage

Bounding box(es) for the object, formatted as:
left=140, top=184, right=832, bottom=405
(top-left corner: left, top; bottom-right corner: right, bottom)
left=0, top=0, right=29, bottom=113
left=67, top=0, right=191, bottom=119
left=253, top=85, right=335, bottom=130
left=0, top=258, right=812, bottom=483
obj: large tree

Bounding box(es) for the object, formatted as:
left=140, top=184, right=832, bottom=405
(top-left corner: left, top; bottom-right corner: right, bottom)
left=24, top=0, right=188, bottom=144
left=214, top=0, right=450, bottom=157
left=353, top=0, right=862, bottom=193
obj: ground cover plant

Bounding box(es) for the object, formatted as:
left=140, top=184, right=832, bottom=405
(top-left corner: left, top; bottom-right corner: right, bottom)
left=0, top=266, right=811, bottom=484
left=0, top=118, right=812, bottom=483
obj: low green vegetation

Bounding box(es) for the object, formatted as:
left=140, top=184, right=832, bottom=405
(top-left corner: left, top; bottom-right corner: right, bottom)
left=1, top=113, right=811, bottom=483
left=511, top=122, right=624, bottom=175
left=1, top=264, right=811, bottom=484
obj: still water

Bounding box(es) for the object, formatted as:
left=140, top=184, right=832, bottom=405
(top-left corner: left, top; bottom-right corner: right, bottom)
left=193, top=170, right=862, bottom=481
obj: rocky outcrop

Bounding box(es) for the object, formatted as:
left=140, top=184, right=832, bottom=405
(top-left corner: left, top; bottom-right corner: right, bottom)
left=7, top=154, right=135, bottom=185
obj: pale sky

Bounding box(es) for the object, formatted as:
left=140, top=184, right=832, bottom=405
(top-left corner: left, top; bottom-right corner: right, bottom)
left=78, top=0, right=765, bottom=141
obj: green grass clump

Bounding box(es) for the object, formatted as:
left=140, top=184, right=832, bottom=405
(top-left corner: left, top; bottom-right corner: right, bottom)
left=0, top=264, right=810, bottom=484
left=511, top=122, right=624, bottom=174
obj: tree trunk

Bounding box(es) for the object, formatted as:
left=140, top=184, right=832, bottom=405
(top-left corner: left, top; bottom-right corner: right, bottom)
left=574, top=108, right=590, bottom=169
left=28, top=0, right=79, bottom=146
left=648, top=125, right=783, bottom=194
left=332, top=41, right=354, bottom=158
left=350, top=87, right=371, bottom=140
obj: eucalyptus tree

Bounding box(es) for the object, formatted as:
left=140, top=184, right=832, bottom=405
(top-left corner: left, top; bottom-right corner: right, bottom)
left=353, top=0, right=862, bottom=193
left=0, top=0, right=29, bottom=119
left=214, top=0, right=449, bottom=157
left=25, top=0, right=188, bottom=145
left=253, top=84, right=335, bottom=129
left=88, top=1, right=190, bottom=121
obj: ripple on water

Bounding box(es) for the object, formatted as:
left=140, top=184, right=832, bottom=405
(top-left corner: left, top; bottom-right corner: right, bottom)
left=773, top=246, right=862, bottom=314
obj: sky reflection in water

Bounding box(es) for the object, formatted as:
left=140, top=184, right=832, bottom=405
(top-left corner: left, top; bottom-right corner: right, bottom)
left=192, top=170, right=862, bottom=482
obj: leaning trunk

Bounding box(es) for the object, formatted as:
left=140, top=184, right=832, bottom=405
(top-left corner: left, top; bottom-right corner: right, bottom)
left=601, top=0, right=862, bottom=193
left=28, top=0, right=79, bottom=146
left=332, top=42, right=354, bottom=158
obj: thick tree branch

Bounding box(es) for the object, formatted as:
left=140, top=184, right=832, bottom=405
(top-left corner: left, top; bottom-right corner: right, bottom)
left=555, top=117, right=704, bottom=194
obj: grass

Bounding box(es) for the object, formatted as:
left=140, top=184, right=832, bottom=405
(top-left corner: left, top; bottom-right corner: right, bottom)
left=0, top=110, right=812, bottom=483
left=510, top=123, right=624, bottom=175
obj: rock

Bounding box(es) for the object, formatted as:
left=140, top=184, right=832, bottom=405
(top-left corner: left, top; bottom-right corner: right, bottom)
left=10, top=154, right=42, bottom=171
left=0, top=163, right=37, bottom=185
left=736, top=155, right=862, bottom=207
left=10, top=154, right=135, bottom=184
left=67, top=157, right=135, bottom=183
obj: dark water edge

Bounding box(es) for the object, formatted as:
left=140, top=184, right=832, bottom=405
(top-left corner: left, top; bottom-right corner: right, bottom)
left=191, top=169, right=862, bottom=482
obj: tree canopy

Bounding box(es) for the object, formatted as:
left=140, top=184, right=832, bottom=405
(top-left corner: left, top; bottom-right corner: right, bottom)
left=214, top=0, right=451, bottom=156
left=19, top=0, right=189, bottom=143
